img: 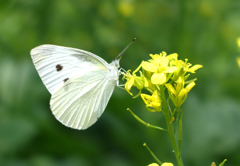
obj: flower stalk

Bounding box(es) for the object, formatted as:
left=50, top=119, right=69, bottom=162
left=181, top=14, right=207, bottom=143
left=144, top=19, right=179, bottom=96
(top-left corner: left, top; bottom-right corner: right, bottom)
left=160, top=86, right=184, bottom=166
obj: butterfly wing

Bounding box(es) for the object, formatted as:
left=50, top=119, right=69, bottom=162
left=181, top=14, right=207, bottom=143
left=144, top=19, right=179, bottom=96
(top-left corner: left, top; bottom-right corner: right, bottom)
left=30, top=44, right=109, bottom=95
left=50, top=69, right=116, bottom=130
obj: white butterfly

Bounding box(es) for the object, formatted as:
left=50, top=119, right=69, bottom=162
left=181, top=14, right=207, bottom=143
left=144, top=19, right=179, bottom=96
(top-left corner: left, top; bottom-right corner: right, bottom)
left=31, top=40, right=135, bottom=130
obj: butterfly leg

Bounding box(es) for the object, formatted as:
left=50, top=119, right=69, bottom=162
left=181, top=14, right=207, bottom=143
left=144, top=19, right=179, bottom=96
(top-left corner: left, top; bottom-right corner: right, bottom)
left=118, top=68, right=127, bottom=75
left=116, top=80, right=125, bottom=90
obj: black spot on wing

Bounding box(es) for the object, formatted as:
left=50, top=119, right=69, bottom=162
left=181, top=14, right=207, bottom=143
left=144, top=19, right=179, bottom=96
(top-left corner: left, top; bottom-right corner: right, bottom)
left=56, top=64, right=63, bottom=71
left=63, top=78, right=69, bottom=83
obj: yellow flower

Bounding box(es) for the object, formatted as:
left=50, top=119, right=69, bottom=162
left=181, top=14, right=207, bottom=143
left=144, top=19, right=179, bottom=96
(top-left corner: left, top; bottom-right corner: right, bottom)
left=123, top=70, right=153, bottom=96
left=211, top=162, right=216, bottom=166
left=148, top=163, right=159, bottom=166
left=165, top=77, right=196, bottom=107
left=139, top=52, right=178, bottom=85
left=161, top=163, right=174, bottom=166
left=141, top=90, right=161, bottom=111
left=173, top=59, right=202, bottom=74
left=125, top=77, right=134, bottom=95
left=124, top=70, right=135, bottom=95
left=118, top=1, right=134, bottom=17
left=237, top=57, right=240, bottom=68
left=237, top=37, right=240, bottom=48
left=236, top=38, right=240, bottom=68
left=123, top=70, right=144, bottom=95
left=148, top=163, right=174, bottom=166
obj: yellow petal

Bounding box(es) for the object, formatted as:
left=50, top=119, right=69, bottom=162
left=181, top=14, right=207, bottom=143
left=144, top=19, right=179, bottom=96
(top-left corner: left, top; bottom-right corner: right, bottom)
left=141, top=93, right=151, bottom=105
left=149, top=54, right=160, bottom=60
left=175, top=76, right=184, bottom=93
left=133, top=62, right=143, bottom=74
left=161, top=163, right=174, bottom=166
left=178, top=89, right=188, bottom=106
left=165, top=83, right=176, bottom=95
left=188, top=64, right=203, bottom=73
left=164, top=66, right=178, bottom=73
left=142, top=61, right=157, bottom=72
left=142, top=75, right=150, bottom=87
left=160, top=56, right=169, bottom=67
left=167, top=53, right=178, bottom=60
left=125, top=77, right=134, bottom=95
left=151, top=73, right=166, bottom=85
left=179, top=88, right=187, bottom=97
left=185, top=82, right=196, bottom=92
left=151, top=90, right=161, bottom=109
left=161, top=51, right=167, bottom=57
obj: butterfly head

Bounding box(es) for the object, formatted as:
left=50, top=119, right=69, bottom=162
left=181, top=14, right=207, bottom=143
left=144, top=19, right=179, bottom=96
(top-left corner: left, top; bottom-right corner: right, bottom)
left=111, top=59, right=120, bottom=69
left=108, top=59, right=120, bottom=82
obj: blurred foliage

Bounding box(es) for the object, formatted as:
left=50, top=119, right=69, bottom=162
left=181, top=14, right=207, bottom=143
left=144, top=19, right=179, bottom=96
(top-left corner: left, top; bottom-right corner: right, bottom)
left=0, top=0, right=240, bottom=166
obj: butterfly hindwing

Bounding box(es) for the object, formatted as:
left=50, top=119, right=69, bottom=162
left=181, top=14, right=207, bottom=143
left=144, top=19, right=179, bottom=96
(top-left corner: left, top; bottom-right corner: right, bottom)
left=50, top=69, right=116, bottom=130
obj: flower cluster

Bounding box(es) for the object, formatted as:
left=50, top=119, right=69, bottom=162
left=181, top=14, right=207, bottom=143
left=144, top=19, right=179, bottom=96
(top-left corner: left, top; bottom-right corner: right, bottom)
left=123, top=52, right=202, bottom=110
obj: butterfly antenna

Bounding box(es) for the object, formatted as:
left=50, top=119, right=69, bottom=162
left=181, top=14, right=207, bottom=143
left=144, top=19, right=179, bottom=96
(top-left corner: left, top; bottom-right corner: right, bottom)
left=116, top=38, right=136, bottom=60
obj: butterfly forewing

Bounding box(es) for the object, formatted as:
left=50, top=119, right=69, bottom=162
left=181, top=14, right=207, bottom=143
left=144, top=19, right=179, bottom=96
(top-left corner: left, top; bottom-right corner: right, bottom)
left=30, top=44, right=109, bottom=95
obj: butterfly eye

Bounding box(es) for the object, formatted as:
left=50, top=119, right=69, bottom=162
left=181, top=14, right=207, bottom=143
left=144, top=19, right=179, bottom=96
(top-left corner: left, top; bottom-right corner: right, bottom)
left=56, top=64, right=63, bottom=71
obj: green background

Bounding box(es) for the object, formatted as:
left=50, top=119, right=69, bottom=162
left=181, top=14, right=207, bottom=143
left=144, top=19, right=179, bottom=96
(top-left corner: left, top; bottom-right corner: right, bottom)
left=1, top=0, right=240, bottom=166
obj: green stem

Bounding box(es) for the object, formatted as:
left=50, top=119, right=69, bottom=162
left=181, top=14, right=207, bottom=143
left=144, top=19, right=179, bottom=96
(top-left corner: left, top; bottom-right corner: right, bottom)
left=171, top=107, right=178, bottom=121
left=143, top=143, right=162, bottom=165
left=160, top=86, right=184, bottom=166
left=178, top=111, right=183, bottom=154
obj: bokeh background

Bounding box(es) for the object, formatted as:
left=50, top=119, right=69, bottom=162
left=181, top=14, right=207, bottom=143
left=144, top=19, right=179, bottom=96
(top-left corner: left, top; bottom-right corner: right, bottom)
left=1, top=0, right=240, bottom=166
